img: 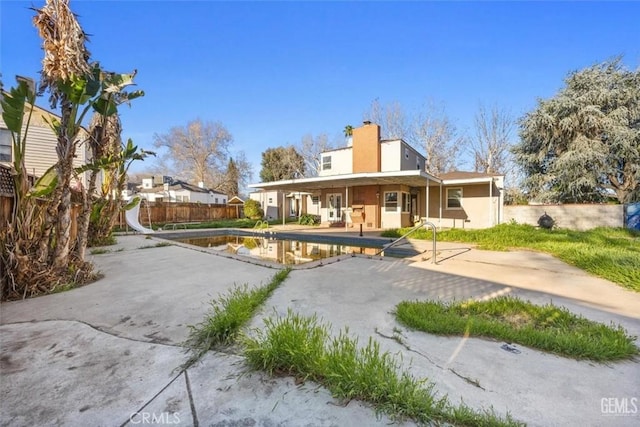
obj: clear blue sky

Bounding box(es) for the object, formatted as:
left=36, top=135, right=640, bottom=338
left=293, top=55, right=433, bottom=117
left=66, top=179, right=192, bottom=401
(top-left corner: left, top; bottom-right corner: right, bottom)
left=2, top=0, right=639, bottom=181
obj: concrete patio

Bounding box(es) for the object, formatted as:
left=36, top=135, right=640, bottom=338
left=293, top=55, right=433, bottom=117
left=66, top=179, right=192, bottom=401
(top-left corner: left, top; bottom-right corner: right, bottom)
left=1, top=232, right=638, bottom=426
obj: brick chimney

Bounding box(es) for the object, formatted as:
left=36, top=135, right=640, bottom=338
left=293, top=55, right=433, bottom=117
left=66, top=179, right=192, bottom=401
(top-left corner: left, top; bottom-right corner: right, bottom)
left=352, top=121, right=381, bottom=173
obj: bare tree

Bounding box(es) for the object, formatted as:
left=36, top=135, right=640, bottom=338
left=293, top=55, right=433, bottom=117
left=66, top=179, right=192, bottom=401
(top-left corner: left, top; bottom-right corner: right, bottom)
left=364, top=99, right=462, bottom=174
left=153, top=119, right=232, bottom=186
left=470, top=104, right=514, bottom=174
left=410, top=103, right=463, bottom=174
left=297, top=133, right=334, bottom=177
left=364, top=99, right=409, bottom=140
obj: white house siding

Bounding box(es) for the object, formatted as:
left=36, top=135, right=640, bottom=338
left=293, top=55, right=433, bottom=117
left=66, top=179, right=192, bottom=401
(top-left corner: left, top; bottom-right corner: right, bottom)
left=0, top=107, right=90, bottom=187
left=318, top=147, right=352, bottom=177
left=380, top=141, right=401, bottom=171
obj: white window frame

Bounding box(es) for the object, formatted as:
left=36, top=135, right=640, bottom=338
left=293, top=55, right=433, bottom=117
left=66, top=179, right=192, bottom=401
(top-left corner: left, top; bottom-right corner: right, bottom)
left=402, top=192, right=410, bottom=213
left=322, top=155, right=332, bottom=171
left=404, top=148, right=409, bottom=159
left=0, top=129, right=11, bottom=162
left=446, top=188, right=463, bottom=210
left=384, top=191, right=398, bottom=212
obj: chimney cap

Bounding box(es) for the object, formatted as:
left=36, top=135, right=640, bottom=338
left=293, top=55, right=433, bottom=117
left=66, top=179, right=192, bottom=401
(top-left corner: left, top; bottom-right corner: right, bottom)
left=363, top=120, right=372, bottom=125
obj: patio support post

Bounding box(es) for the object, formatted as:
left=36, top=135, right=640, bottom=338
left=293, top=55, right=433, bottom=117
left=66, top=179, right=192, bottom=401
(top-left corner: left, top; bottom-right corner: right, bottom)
left=489, top=178, right=493, bottom=227
left=439, top=181, right=442, bottom=229
left=426, top=177, right=430, bottom=223
left=282, top=192, right=285, bottom=226
left=345, top=186, right=349, bottom=231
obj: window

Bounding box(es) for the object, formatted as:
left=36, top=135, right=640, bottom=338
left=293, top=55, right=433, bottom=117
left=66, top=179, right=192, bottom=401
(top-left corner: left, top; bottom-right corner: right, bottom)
left=268, top=197, right=273, bottom=204
left=322, top=155, right=332, bottom=171
left=404, top=148, right=409, bottom=159
left=0, top=129, right=12, bottom=162
left=402, top=193, right=410, bottom=213
left=417, top=160, right=421, bottom=170
left=311, top=196, right=319, bottom=205
left=446, top=188, right=463, bottom=209
left=384, top=192, right=398, bottom=212
left=215, top=198, right=219, bottom=204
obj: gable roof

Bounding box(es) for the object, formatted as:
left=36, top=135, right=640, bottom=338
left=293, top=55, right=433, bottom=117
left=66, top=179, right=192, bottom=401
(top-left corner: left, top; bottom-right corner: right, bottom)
left=138, top=180, right=226, bottom=195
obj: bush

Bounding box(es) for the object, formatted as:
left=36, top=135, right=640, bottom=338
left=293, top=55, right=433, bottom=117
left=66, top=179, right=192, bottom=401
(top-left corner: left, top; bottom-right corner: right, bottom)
left=243, top=199, right=264, bottom=219
left=298, top=214, right=320, bottom=226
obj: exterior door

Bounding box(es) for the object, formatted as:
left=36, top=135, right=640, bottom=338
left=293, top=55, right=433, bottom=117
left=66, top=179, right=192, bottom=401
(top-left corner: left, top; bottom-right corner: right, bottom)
left=327, top=193, right=342, bottom=222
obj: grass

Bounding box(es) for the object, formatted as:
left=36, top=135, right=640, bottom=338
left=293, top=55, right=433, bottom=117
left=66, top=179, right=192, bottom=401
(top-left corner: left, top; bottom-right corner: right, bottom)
left=181, top=268, right=290, bottom=368
left=382, top=224, right=640, bottom=291
left=396, top=296, right=638, bottom=362
left=137, top=242, right=172, bottom=250
left=90, top=248, right=111, bottom=255
left=243, top=311, right=522, bottom=426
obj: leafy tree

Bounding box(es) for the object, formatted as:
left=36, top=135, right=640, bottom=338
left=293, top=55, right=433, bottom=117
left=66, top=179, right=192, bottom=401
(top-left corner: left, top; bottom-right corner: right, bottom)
left=514, top=59, right=640, bottom=203
left=259, top=146, right=305, bottom=182
left=1, top=0, right=146, bottom=299
left=221, top=157, right=239, bottom=197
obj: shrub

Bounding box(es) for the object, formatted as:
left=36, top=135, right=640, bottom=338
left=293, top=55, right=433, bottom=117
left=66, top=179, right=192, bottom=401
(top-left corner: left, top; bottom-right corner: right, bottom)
left=298, top=214, right=320, bottom=226
left=244, top=199, right=264, bottom=220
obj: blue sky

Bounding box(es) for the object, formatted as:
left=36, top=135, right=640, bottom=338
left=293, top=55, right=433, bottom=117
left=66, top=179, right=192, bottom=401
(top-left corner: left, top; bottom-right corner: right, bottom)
left=2, top=0, right=639, bottom=181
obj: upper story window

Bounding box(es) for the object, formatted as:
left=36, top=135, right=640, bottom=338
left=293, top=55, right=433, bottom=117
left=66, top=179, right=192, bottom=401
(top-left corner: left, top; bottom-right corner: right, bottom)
left=404, top=148, right=409, bottom=159
left=446, top=188, right=463, bottom=209
left=322, top=155, right=332, bottom=171
left=0, top=129, right=12, bottom=162
left=417, top=160, right=422, bottom=170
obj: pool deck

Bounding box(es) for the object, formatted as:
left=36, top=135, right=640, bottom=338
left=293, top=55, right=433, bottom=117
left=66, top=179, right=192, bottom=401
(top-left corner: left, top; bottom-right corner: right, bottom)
left=1, top=226, right=639, bottom=426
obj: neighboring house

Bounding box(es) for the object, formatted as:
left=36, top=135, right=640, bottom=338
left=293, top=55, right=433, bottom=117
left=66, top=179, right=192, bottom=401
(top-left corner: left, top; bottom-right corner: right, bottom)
left=249, top=190, right=320, bottom=221
left=136, top=176, right=228, bottom=205
left=249, top=121, right=504, bottom=229
left=0, top=98, right=91, bottom=189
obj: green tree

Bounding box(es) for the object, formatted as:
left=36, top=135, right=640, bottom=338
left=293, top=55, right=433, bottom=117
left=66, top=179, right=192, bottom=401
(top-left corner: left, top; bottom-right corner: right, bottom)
left=222, top=157, right=240, bottom=197
left=514, top=59, right=640, bottom=203
left=259, top=146, right=305, bottom=182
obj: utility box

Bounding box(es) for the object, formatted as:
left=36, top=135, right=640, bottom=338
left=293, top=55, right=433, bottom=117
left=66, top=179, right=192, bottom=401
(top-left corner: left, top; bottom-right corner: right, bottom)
left=350, top=204, right=366, bottom=224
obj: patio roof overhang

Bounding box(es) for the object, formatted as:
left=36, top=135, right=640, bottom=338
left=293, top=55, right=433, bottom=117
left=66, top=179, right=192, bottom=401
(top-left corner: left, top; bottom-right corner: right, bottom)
left=248, top=170, right=443, bottom=193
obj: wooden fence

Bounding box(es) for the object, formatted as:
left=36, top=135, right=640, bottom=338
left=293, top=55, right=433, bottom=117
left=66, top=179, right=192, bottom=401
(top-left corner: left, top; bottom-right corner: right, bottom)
left=117, top=201, right=240, bottom=228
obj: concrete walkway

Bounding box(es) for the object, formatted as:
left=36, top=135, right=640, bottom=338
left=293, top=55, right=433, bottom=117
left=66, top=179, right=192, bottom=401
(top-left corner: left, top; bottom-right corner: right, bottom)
left=1, top=233, right=639, bottom=426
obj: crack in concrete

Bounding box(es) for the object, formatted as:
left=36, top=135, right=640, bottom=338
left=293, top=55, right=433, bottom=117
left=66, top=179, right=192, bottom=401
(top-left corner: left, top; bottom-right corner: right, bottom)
left=374, top=329, right=443, bottom=369
left=184, top=370, right=199, bottom=427
left=448, top=368, right=485, bottom=390
left=0, top=318, right=185, bottom=349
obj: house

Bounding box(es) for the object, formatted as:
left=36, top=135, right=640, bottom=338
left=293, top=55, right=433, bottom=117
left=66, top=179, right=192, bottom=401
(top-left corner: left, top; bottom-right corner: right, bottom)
left=248, top=121, right=504, bottom=229
left=249, top=190, right=320, bottom=221
left=135, top=176, right=228, bottom=205
left=0, top=99, right=91, bottom=189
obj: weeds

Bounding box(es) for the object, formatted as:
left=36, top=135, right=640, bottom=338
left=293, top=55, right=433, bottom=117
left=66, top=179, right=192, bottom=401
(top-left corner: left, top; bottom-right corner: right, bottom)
left=396, top=296, right=638, bottom=361
left=90, top=248, right=111, bottom=255
left=137, top=242, right=172, bottom=250
left=243, top=311, right=522, bottom=426
left=382, top=224, right=640, bottom=291
left=182, top=268, right=290, bottom=368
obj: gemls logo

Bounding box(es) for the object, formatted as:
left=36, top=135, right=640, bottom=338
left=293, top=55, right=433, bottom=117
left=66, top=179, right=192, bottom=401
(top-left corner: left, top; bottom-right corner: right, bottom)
left=601, top=397, right=638, bottom=416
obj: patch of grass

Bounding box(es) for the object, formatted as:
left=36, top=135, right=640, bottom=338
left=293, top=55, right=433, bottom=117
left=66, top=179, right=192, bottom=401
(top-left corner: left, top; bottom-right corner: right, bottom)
left=243, top=311, right=521, bottom=426
left=137, top=242, right=172, bottom=250
left=396, top=297, right=638, bottom=362
left=182, top=268, right=290, bottom=368
left=383, top=224, right=640, bottom=291
left=90, top=248, right=111, bottom=255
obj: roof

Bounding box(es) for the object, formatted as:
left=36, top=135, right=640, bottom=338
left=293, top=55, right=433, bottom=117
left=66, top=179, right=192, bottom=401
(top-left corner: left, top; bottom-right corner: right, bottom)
left=138, top=180, right=226, bottom=195
left=439, top=171, right=504, bottom=185
left=248, top=169, right=442, bottom=192
left=227, top=196, right=244, bottom=205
